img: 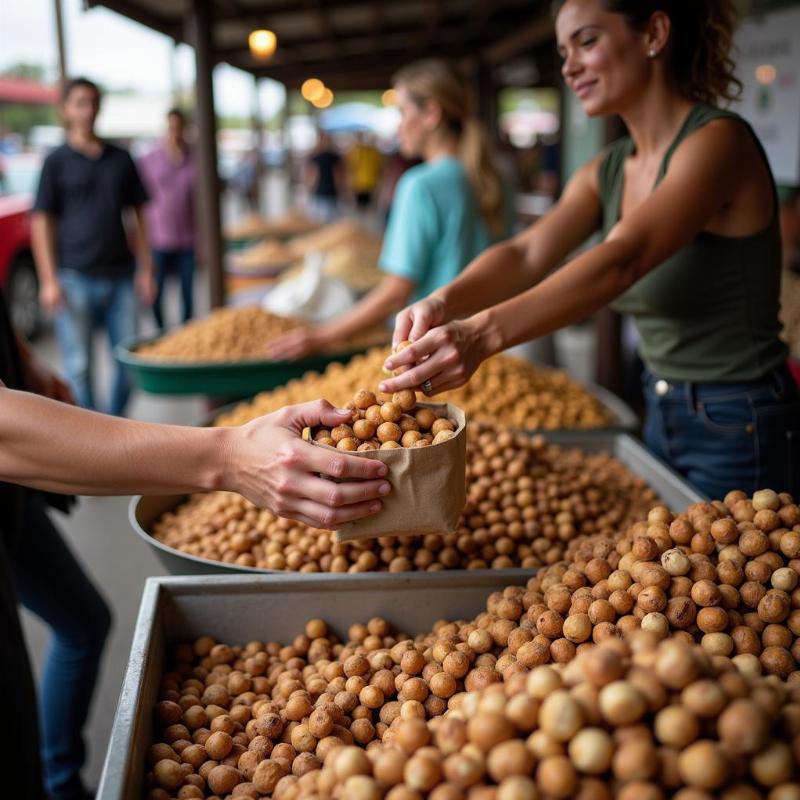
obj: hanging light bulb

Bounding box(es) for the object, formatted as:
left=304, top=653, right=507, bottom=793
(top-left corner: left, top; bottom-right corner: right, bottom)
left=313, top=87, right=334, bottom=109
left=249, top=29, right=277, bottom=60
left=301, top=78, right=326, bottom=103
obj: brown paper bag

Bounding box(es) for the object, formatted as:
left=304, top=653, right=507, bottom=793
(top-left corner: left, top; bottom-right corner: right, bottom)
left=314, top=403, right=467, bottom=543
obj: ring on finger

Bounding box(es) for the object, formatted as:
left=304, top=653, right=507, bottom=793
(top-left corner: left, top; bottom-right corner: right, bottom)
left=421, top=378, right=434, bottom=395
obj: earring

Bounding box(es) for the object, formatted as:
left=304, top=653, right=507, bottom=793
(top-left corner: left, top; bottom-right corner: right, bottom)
left=648, top=49, right=657, bottom=58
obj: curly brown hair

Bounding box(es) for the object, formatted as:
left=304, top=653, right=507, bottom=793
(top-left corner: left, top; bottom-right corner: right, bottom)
left=556, top=0, right=742, bottom=106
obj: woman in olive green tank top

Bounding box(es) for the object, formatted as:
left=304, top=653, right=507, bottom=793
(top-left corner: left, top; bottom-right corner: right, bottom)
left=380, top=0, right=800, bottom=500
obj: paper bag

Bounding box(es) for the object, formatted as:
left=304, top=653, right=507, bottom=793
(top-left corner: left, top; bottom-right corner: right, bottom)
left=318, top=403, right=467, bottom=543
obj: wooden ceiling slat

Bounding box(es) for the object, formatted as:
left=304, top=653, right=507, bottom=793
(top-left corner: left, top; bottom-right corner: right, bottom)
left=92, top=0, right=549, bottom=87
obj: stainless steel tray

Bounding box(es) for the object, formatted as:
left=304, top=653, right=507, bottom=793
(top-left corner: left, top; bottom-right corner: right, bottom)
left=97, top=572, right=522, bottom=800
left=129, top=432, right=703, bottom=577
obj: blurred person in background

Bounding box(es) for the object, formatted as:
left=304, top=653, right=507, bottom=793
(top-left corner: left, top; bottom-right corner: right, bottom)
left=375, top=147, right=419, bottom=226
left=305, top=130, right=344, bottom=223
left=230, top=147, right=260, bottom=212
left=271, top=59, right=512, bottom=359
left=347, top=131, right=383, bottom=213
left=0, top=282, right=390, bottom=799
left=139, top=108, right=197, bottom=330
left=31, top=77, right=154, bottom=418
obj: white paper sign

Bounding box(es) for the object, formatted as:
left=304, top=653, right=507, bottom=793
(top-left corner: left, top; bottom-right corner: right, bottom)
left=735, top=7, right=800, bottom=185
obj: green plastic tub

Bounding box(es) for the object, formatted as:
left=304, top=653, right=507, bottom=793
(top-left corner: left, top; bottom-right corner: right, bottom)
left=116, top=335, right=371, bottom=397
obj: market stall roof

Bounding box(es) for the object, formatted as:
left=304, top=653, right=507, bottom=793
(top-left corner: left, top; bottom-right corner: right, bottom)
left=87, top=0, right=553, bottom=90
left=0, top=77, right=58, bottom=105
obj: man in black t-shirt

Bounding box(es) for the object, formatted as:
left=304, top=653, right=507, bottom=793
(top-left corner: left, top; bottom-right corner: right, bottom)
left=31, top=77, right=154, bottom=417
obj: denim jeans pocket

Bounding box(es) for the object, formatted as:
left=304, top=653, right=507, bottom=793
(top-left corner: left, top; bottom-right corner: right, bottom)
left=696, top=395, right=755, bottom=436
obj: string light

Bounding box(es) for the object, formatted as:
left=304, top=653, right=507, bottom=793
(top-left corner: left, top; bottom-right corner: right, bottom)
left=312, top=87, right=334, bottom=109
left=248, top=29, right=277, bottom=60
left=301, top=78, right=326, bottom=103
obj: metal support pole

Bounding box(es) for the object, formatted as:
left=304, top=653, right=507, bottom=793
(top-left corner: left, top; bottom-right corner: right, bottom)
left=251, top=75, right=265, bottom=213
left=53, top=0, right=68, bottom=88
left=186, top=0, right=225, bottom=308
left=476, top=61, right=498, bottom=142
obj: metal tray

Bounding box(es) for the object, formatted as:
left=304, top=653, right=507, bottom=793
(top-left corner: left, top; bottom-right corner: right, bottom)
left=129, top=432, right=704, bottom=577
left=116, top=335, right=373, bottom=397
left=579, top=378, right=638, bottom=432
left=97, top=572, right=521, bottom=800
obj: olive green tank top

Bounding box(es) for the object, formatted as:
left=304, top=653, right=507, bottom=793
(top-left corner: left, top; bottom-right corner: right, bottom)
left=602, top=103, right=787, bottom=382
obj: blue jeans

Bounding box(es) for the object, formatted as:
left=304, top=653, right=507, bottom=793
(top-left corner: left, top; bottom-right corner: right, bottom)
left=643, top=366, right=800, bottom=499
left=152, top=248, right=195, bottom=330
left=11, top=496, right=112, bottom=800
left=55, top=270, right=136, bottom=416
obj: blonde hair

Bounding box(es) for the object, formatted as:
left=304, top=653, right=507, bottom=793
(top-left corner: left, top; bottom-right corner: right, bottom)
left=393, top=59, right=506, bottom=238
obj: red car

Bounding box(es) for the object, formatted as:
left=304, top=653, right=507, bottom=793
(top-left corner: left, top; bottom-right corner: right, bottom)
left=0, top=153, right=42, bottom=338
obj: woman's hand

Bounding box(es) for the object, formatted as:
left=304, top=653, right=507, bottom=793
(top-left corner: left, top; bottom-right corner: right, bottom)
left=391, top=294, right=448, bottom=348
left=226, top=399, right=391, bottom=529
left=379, top=317, right=490, bottom=396
left=267, top=325, right=327, bottom=361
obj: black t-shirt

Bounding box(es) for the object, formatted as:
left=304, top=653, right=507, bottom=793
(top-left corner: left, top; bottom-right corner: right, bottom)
left=311, top=150, right=341, bottom=198
left=34, top=141, right=149, bottom=276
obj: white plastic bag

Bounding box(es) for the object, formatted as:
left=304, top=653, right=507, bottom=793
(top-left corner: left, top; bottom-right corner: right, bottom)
left=262, top=252, right=355, bottom=323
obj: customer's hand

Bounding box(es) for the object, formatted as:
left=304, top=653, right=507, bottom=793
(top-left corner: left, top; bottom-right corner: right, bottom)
left=226, top=399, right=390, bottom=529
left=391, top=295, right=448, bottom=349
left=135, top=268, right=156, bottom=306
left=39, top=279, right=64, bottom=314
left=267, top=325, right=327, bottom=361
left=380, top=318, right=487, bottom=396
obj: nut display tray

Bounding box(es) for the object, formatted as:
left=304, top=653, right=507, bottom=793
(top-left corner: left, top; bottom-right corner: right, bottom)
left=116, top=335, right=372, bottom=397
left=96, top=572, right=519, bottom=800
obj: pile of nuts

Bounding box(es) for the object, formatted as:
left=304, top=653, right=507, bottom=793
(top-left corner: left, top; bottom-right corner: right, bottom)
left=507, top=489, right=800, bottom=680
left=308, top=387, right=458, bottom=451
left=323, top=244, right=383, bottom=293
left=143, top=599, right=800, bottom=799
left=214, top=348, right=614, bottom=430
left=224, top=210, right=319, bottom=241
left=287, top=219, right=382, bottom=260
left=313, top=636, right=800, bottom=800
left=150, top=422, right=659, bottom=572
left=231, top=240, right=296, bottom=271
left=135, top=308, right=388, bottom=363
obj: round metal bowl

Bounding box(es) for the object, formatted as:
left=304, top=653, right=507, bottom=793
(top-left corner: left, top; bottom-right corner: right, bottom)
left=130, top=494, right=280, bottom=576
left=130, top=494, right=537, bottom=582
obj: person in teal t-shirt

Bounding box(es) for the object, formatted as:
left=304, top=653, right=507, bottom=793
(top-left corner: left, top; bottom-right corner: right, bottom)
left=270, top=59, right=511, bottom=360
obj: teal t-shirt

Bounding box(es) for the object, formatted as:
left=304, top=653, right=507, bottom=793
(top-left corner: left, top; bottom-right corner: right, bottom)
left=379, top=157, right=509, bottom=302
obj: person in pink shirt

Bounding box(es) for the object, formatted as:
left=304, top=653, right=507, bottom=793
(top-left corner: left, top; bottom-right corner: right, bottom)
left=138, top=108, right=197, bottom=329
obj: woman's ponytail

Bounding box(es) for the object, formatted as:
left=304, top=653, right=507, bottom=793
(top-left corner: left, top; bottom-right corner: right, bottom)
left=460, top=118, right=505, bottom=239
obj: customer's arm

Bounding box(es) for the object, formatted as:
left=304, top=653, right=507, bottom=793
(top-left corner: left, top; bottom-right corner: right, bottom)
left=31, top=212, right=63, bottom=313
left=0, top=388, right=389, bottom=529
left=267, top=275, right=415, bottom=360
